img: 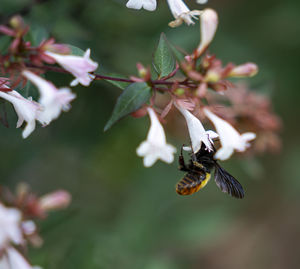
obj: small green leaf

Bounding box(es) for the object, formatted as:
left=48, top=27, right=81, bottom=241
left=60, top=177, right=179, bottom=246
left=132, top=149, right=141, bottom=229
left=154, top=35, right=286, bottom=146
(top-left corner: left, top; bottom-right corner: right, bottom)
left=153, top=33, right=175, bottom=78
left=168, top=42, right=186, bottom=62
left=104, top=82, right=152, bottom=131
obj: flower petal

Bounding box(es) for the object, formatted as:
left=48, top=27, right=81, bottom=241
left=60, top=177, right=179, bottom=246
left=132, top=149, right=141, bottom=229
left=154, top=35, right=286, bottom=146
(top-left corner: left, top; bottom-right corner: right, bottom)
left=176, top=104, right=213, bottom=152
left=204, top=108, right=256, bottom=160
left=167, top=0, right=202, bottom=27
left=136, top=108, right=176, bottom=167
left=126, top=0, right=157, bottom=11
left=45, top=49, right=98, bottom=87
left=22, top=70, right=76, bottom=124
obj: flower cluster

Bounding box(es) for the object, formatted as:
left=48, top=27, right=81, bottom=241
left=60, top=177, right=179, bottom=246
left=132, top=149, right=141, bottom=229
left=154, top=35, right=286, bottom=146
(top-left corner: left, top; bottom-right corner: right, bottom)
left=0, top=16, right=98, bottom=138
left=0, top=1, right=282, bottom=266
left=131, top=8, right=260, bottom=166
left=0, top=185, right=71, bottom=269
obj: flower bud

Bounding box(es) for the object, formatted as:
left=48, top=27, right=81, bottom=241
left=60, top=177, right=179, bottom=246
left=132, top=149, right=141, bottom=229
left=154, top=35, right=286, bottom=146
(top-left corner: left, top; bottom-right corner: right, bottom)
left=205, top=70, right=220, bottom=83
left=228, top=63, right=258, bottom=78
left=9, top=15, right=24, bottom=30
left=137, top=63, right=148, bottom=78
left=39, top=190, right=71, bottom=212
left=196, top=9, right=218, bottom=57
left=174, top=88, right=185, bottom=96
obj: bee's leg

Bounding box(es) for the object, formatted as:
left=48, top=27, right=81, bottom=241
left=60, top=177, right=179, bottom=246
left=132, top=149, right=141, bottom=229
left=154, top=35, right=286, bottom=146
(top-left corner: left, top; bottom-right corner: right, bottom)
left=188, top=138, right=198, bottom=163
left=178, top=145, right=189, bottom=172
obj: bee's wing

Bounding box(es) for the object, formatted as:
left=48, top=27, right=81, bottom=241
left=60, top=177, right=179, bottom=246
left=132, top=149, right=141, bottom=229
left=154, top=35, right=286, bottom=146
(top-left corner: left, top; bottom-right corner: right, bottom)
left=214, top=164, right=245, bottom=199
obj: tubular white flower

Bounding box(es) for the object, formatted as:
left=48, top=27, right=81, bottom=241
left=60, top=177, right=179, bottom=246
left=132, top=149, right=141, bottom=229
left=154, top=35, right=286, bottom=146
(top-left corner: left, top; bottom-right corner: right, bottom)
left=136, top=108, right=176, bottom=167
left=126, top=0, right=157, bottom=11
left=0, top=91, right=47, bottom=138
left=196, top=8, right=218, bottom=56
left=167, top=0, right=202, bottom=27
left=0, top=204, right=23, bottom=248
left=176, top=105, right=218, bottom=153
left=45, top=49, right=98, bottom=87
left=0, top=247, right=40, bottom=269
left=204, top=108, right=256, bottom=160
left=22, top=71, right=76, bottom=124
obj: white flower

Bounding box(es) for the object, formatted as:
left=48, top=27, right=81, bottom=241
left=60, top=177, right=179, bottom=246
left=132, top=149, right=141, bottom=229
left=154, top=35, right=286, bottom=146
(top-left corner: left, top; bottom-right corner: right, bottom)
left=136, top=108, right=176, bottom=167
left=126, top=0, right=157, bottom=11
left=0, top=247, right=41, bottom=269
left=196, top=8, right=218, bottom=56
left=0, top=204, right=23, bottom=248
left=22, top=71, right=76, bottom=124
left=176, top=104, right=218, bottom=153
left=167, top=0, right=202, bottom=27
left=0, top=91, right=47, bottom=138
left=204, top=108, right=256, bottom=160
left=45, top=49, right=98, bottom=87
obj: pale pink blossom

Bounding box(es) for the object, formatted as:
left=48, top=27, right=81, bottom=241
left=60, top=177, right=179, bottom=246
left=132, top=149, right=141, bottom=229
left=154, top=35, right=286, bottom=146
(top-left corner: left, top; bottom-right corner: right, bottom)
left=0, top=247, right=41, bottom=269
left=45, top=49, right=98, bottom=87
left=167, top=0, right=202, bottom=27
left=126, top=0, right=157, bottom=11
left=22, top=70, right=76, bottom=124
left=204, top=108, right=256, bottom=160
left=196, top=8, right=218, bottom=56
left=137, top=108, right=176, bottom=167
left=0, top=90, right=47, bottom=138
left=0, top=204, right=23, bottom=248
left=175, top=103, right=218, bottom=153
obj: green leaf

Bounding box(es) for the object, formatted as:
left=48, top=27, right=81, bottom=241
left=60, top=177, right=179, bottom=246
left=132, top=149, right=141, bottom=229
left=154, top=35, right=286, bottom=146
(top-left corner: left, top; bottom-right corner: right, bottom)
left=153, top=33, right=175, bottom=78
left=168, top=42, right=186, bottom=62
left=104, top=82, right=152, bottom=131
left=67, top=45, right=85, bottom=56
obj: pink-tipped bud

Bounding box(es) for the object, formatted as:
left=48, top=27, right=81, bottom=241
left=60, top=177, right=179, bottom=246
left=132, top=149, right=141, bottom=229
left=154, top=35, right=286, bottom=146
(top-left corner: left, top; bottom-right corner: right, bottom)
left=39, top=190, right=71, bottom=212
left=196, top=9, right=218, bottom=57
left=229, top=63, right=258, bottom=78
left=136, top=63, right=151, bottom=81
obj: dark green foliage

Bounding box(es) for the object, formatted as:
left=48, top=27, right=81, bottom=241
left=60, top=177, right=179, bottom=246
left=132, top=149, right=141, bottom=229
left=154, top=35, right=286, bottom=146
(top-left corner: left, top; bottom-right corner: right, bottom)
left=104, top=82, right=152, bottom=131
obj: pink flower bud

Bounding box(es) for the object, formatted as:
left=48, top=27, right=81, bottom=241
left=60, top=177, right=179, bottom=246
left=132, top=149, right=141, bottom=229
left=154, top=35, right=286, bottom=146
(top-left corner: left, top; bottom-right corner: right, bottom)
left=39, top=190, right=71, bottom=212
left=196, top=9, right=218, bottom=57
left=229, top=63, right=258, bottom=78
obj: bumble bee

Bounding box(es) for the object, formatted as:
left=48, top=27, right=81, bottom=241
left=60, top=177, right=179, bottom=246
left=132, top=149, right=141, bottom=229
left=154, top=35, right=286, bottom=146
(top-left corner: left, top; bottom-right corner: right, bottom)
left=176, top=144, right=244, bottom=199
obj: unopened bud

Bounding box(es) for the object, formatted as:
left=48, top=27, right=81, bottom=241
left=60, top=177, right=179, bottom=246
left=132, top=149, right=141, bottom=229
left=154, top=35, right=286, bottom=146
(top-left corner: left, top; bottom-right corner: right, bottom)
left=174, top=88, right=185, bottom=96
left=229, top=63, right=258, bottom=78
left=10, top=16, right=24, bottom=30
left=196, top=9, right=218, bottom=57
left=136, top=63, right=148, bottom=79
left=39, top=190, right=71, bottom=212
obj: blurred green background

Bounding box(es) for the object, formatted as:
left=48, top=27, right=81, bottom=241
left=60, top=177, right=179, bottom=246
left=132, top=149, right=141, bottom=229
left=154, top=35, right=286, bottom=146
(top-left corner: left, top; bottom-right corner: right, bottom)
left=1, top=0, right=300, bottom=268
